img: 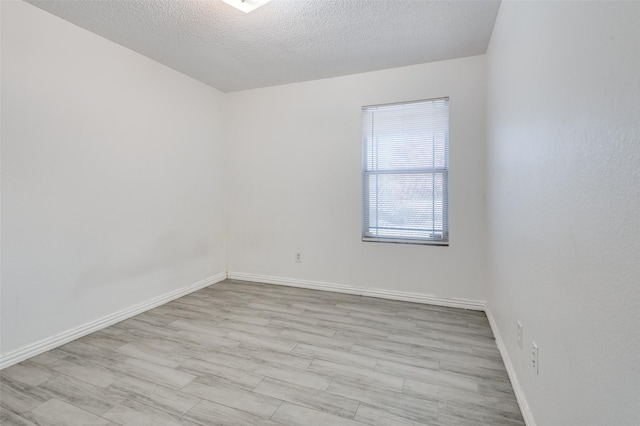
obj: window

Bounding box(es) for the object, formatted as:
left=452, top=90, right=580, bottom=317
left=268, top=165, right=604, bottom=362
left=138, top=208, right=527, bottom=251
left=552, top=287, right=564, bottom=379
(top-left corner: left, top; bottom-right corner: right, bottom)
left=362, top=97, right=449, bottom=245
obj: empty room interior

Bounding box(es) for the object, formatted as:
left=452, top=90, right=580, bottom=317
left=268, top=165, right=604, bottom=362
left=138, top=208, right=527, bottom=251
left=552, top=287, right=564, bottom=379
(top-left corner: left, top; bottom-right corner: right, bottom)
left=1, top=0, right=639, bottom=425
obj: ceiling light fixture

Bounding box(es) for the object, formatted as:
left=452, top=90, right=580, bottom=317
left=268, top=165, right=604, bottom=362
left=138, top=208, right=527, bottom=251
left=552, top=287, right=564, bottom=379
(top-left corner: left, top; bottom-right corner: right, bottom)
left=221, top=0, right=272, bottom=13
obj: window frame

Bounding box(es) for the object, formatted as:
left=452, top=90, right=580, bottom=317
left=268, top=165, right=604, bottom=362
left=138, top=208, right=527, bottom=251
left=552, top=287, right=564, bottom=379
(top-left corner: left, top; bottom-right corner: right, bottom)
left=361, top=97, right=449, bottom=246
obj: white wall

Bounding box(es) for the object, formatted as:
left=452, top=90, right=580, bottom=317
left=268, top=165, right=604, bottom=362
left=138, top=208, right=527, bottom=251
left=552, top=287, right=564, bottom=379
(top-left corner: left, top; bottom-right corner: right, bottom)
left=486, top=2, right=640, bottom=425
left=226, top=56, right=487, bottom=302
left=1, top=1, right=227, bottom=356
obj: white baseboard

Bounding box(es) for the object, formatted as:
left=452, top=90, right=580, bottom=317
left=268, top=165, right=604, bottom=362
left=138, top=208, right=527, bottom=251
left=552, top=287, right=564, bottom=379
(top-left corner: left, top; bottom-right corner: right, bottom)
left=227, top=272, right=486, bottom=311
left=0, top=272, right=227, bottom=370
left=485, top=306, right=537, bottom=426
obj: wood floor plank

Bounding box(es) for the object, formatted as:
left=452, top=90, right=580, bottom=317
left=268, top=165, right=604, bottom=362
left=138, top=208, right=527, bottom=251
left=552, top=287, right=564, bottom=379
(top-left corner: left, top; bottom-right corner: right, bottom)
left=270, top=402, right=364, bottom=426
left=108, top=376, right=199, bottom=417
left=212, top=346, right=314, bottom=370
left=438, top=400, right=526, bottom=426
left=354, top=403, right=425, bottom=426
left=177, top=358, right=264, bottom=390
left=38, top=374, right=125, bottom=416
left=0, top=406, right=38, bottom=426
left=22, top=398, right=116, bottom=426
left=244, top=359, right=332, bottom=391
left=101, top=399, right=198, bottom=426
left=27, top=350, right=67, bottom=367
left=293, top=343, right=378, bottom=368
left=1, top=362, right=56, bottom=387
left=308, top=359, right=405, bottom=392
left=183, top=399, right=283, bottom=426
left=47, top=356, right=120, bottom=388
left=116, top=342, right=190, bottom=368
left=350, top=344, right=440, bottom=368
left=402, top=378, right=521, bottom=413
left=117, top=357, right=196, bottom=390
left=181, top=378, right=282, bottom=419
left=0, top=376, right=48, bottom=414
left=279, top=329, right=354, bottom=350
left=253, top=377, right=359, bottom=418
left=268, top=318, right=337, bottom=337
left=327, top=378, right=438, bottom=423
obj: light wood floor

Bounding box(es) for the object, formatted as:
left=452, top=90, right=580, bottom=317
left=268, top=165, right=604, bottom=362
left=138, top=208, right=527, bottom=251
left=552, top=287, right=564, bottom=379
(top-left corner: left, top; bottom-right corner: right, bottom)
left=0, top=280, right=525, bottom=425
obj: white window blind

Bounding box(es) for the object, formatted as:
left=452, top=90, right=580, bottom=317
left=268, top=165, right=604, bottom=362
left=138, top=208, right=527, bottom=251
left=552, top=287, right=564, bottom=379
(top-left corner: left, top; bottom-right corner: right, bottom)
left=362, top=97, right=449, bottom=245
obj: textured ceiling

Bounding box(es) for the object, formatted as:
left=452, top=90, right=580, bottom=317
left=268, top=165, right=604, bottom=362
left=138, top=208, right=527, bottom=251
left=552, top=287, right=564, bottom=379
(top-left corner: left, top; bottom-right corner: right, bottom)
left=25, top=0, right=501, bottom=92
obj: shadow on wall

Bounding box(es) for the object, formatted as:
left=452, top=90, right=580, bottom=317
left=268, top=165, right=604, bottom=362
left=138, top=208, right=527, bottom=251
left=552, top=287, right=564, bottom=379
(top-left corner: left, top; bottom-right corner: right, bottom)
left=71, top=233, right=213, bottom=293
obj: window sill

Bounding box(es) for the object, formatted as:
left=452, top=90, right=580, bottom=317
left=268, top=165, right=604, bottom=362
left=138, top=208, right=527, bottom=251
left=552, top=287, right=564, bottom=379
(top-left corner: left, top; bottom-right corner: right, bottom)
left=362, top=237, right=449, bottom=247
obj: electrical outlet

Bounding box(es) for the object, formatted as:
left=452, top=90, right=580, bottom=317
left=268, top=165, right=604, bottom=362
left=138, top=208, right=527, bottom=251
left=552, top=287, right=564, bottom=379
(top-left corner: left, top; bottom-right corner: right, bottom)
left=517, top=321, right=523, bottom=350
left=295, top=251, right=302, bottom=263
left=531, top=341, right=539, bottom=374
